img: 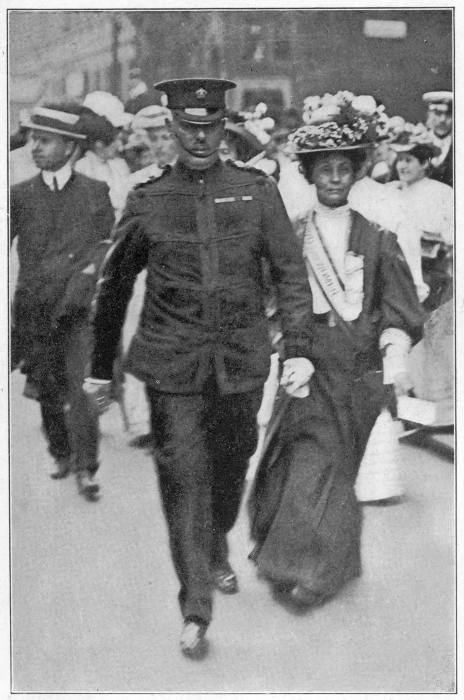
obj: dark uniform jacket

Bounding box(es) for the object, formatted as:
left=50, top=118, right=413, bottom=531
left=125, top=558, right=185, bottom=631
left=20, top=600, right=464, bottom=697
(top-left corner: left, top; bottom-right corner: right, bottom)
left=91, top=159, right=313, bottom=394
left=11, top=172, right=114, bottom=371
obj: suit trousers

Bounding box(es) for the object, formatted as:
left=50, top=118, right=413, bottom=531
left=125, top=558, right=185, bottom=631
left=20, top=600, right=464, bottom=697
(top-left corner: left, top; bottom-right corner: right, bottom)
left=147, top=377, right=262, bottom=626
left=39, top=323, right=99, bottom=474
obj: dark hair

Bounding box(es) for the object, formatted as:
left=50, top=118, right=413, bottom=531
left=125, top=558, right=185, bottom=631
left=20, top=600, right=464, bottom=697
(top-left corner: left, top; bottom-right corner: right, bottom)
left=407, top=144, right=436, bottom=165
left=78, top=107, right=118, bottom=147
left=298, top=148, right=368, bottom=184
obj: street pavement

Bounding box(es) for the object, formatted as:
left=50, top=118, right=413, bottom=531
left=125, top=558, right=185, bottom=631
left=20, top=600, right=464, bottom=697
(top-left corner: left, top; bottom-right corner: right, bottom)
left=9, top=370, right=455, bottom=693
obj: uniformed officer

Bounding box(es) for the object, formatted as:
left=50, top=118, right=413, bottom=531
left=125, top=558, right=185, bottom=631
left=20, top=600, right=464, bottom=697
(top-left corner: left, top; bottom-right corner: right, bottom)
left=423, top=90, right=453, bottom=187
left=83, top=78, right=314, bottom=658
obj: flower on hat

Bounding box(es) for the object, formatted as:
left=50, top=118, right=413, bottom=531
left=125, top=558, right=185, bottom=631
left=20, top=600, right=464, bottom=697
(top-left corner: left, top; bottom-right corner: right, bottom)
left=236, top=103, right=276, bottom=146
left=292, top=92, right=387, bottom=152
left=387, top=120, right=440, bottom=155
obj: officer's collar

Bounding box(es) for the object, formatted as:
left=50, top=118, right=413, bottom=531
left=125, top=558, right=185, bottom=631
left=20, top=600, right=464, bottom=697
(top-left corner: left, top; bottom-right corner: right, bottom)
left=175, top=157, right=223, bottom=181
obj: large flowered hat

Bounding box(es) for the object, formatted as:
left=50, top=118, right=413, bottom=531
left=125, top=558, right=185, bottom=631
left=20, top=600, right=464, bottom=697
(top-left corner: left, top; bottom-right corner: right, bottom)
left=386, top=117, right=440, bottom=156
left=289, top=91, right=388, bottom=153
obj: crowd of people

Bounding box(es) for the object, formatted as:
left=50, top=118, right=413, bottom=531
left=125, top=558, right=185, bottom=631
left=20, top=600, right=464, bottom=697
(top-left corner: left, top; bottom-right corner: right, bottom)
left=10, top=77, right=453, bottom=659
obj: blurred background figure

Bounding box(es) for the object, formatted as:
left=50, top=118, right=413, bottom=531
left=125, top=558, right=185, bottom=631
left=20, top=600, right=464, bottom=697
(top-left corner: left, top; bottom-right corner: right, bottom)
left=124, top=67, right=156, bottom=115
left=423, top=91, right=453, bottom=187
left=75, top=93, right=132, bottom=221
left=127, top=105, right=176, bottom=185
left=387, top=120, right=453, bottom=310
left=220, top=103, right=279, bottom=179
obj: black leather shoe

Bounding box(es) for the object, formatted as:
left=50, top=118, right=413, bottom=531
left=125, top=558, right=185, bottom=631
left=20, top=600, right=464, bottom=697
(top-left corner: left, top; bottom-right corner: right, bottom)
left=212, top=563, right=239, bottom=594
left=50, top=456, right=72, bottom=480
left=76, top=472, right=100, bottom=501
left=180, top=621, right=208, bottom=659
left=288, top=584, right=325, bottom=608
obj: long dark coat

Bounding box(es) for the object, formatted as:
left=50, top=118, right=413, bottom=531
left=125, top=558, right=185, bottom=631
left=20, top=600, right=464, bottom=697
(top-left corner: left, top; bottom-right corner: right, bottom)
left=249, top=211, right=425, bottom=598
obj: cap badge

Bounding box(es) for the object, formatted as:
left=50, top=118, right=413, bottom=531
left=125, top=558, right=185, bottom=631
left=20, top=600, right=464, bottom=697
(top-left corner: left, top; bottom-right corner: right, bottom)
left=195, top=87, right=208, bottom=100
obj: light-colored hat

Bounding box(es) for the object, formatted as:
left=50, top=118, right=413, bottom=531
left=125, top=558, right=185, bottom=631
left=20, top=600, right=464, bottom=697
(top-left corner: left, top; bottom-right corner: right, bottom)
left=422, top=91, right=453, bottom=109
left=290, top=91, right=387, bottom=153
left=131, top=105, right=172, bottom=130
left=83, top=91, right=132, bottom=128
left=388, top=120, right=440, bottom=156
left=20, top=104, right=87, bottom=140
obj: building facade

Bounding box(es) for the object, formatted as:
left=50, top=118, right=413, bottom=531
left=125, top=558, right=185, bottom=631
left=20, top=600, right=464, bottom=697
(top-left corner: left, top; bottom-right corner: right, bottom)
left=9, top=9, right=452, bottom=127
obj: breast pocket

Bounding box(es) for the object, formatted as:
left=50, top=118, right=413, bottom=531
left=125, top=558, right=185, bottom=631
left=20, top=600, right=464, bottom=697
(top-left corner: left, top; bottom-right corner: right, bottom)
left=214, top=196, right=261, bottom=236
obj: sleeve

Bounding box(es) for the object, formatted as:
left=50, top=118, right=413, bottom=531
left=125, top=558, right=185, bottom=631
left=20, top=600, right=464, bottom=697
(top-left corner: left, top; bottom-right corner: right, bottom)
left=9, top=186, right=21, bottom=245
left=55, top=183, right=116, bottom=321
left=378, top=231, right=425, bottom=349
left=89, top=193, right=150, bottom=379
left=259, top=177, right=313, bottom=359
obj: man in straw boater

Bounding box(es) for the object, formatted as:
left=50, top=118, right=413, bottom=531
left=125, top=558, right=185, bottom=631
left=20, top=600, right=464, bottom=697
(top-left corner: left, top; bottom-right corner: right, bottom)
left=10, top=102, right=115, bottom=500
left=423, top=90, right=453, bottom=187
left=83, top=78, right=314, bottom=658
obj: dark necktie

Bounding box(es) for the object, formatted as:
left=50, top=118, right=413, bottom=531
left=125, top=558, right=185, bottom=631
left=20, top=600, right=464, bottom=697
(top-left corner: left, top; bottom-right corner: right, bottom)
left=52, top=176, right=59, bottom=192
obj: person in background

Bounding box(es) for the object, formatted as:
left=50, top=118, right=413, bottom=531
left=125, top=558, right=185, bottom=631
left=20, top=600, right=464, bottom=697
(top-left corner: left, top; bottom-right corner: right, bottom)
left=249, top=92, right=424, bottom=609
left=83, top=78, right=313, bottom=659
left=387, top=121, right=453, bottom=310
left=423, top=90, right=453, bottom=187
left=127, top=105, right=177, bottom=187
left=75, top=107, right=130, bottom=222
left=219, top=104, right=279, bottom=178
left=124, top=67, right=155, bottom=115
left=10, top=102, right=115, bottom=499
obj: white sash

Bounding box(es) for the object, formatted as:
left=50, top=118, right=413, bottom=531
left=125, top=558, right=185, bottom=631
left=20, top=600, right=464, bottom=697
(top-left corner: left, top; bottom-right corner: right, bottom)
left=302, top=212, right=364, bottom=322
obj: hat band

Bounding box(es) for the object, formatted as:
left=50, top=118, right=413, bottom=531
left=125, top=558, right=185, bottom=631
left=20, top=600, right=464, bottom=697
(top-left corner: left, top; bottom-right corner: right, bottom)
left=33, top=106, right=80, bottom=125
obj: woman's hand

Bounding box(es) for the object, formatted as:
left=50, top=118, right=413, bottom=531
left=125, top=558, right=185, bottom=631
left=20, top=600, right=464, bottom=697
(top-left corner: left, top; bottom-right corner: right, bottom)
left=392, top=371, right=414, bottom=398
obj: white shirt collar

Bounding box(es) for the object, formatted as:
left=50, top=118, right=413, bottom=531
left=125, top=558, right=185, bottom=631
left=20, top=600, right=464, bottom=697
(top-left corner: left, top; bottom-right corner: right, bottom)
left=41, top=162, right=73, bottom=191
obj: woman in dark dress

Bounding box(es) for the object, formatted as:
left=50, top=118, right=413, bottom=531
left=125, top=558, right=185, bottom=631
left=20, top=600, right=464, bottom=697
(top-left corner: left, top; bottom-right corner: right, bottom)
left=248, top=93, right=425, bottom=607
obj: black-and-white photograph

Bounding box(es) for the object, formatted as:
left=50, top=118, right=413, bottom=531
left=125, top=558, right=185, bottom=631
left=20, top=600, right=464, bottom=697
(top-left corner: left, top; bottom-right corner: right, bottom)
left=7, top=4, right=456, bottom=694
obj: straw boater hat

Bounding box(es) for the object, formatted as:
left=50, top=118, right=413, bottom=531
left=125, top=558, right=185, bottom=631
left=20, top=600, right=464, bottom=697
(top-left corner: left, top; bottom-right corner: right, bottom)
left=422, top=90, right=453, bottom=112
left=289, top=91, right=388, bottom=154
left=20, top=104, right=87, bottom=140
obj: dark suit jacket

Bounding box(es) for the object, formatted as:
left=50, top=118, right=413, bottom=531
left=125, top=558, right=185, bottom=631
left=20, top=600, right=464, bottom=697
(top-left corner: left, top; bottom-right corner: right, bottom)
left=11, top=172, right=114, bottom=367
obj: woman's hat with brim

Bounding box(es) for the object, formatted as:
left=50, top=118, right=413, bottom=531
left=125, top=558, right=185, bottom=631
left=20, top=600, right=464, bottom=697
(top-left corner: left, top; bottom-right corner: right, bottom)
left=387, top=121, right=441, bottom=157
left=20, top=105, right=87, bottom=140
left=224, top=119, right=263, bottom=154
left=131, top=105, right=172, bottom=131
left=290, top=91, right=387, bottom=155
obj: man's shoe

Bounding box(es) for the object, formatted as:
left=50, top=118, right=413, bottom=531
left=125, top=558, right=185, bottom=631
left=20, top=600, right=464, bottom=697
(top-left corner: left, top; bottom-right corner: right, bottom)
left=76, top=471, right=100, bottom=501
left=211, top=563, right=239, bottom=594
left=180, top=621, right=208, bottom=659
left=50, top=456, right=72, bottom=480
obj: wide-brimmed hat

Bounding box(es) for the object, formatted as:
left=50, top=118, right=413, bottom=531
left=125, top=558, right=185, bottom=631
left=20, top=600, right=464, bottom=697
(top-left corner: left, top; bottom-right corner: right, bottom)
left=154, top=78, right=236, bottom=125
left=83, top=91, right=133, bottom=128
left=131, top=105, right=172, bottom=130
left=20, top=104, right=87, bottom=140
left=387, top=119, right=440, bottom=157
left=289, top=91, right=387, bottom=154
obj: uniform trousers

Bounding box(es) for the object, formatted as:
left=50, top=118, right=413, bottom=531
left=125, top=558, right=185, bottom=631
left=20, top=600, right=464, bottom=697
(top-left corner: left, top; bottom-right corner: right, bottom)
left=38, top=323, right=99, bottom=474
left=147, top=376, right=263, bottom=626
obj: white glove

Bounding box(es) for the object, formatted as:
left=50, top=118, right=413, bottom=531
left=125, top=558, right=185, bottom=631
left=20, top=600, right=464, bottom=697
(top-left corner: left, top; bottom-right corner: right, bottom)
left=83, top=378, right=113, bottom=414
left=280, top=357, right=315, bottom=398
